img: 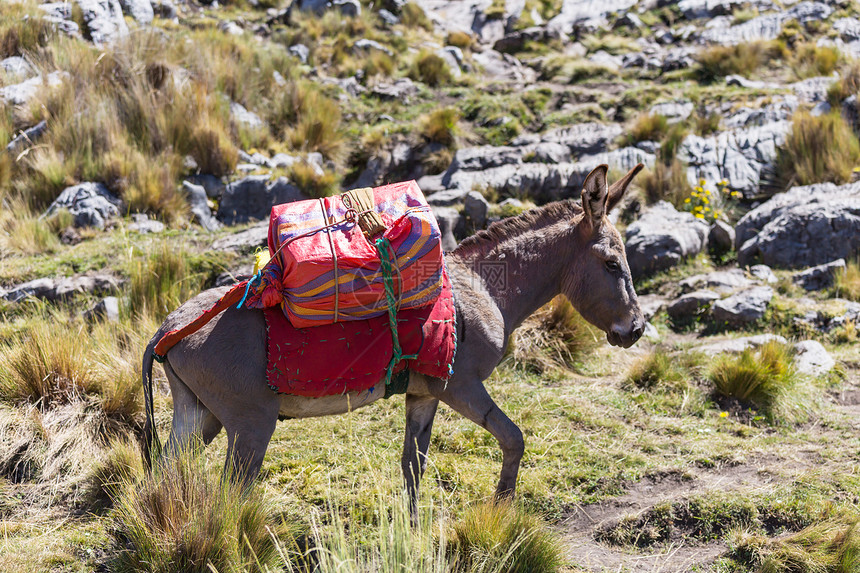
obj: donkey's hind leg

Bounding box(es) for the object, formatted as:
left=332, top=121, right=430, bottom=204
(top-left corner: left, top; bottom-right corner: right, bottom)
left=401, top=393, right=439, bottom=517
left=164, top=360, right=223, bottom=453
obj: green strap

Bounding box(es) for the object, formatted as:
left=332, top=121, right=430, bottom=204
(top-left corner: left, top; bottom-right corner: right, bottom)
left=375, top=237, right=418, bottom=385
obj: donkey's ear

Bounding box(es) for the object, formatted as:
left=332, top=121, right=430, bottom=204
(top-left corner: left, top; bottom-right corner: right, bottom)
left=606, top=163, right=644, bottom=213
left=581, top=164, right=609, bottom=230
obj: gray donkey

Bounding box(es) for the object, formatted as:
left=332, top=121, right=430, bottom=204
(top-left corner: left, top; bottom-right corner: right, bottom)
left=142, top=164, right=645, bottom=507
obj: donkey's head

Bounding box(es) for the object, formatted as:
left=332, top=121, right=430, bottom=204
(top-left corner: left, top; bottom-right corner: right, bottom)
left=563, top=164, right=645, bottom=348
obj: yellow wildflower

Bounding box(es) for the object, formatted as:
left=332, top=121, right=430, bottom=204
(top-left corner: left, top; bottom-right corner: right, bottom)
left=684, top=198, right=691, bottom=203
left=699, top=178, right=706, bottom=186
left=703, top=197, right=709, bottom=204
left=695, top=213, right=705, bottom=219
left=719, top=411, right=728, bottom=418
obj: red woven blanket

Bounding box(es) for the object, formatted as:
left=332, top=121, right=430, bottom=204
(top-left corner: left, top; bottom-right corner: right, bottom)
left=264, top=268, right=456, bottom=397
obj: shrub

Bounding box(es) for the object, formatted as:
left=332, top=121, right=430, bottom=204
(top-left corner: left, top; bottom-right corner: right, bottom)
left=452, top=501, right=564, bottom=573
left=790, top=43, right=840, bottom=80
left=271, top=82, right=343, bottom=160
left=828, top=61, right=860, bottom=106
left=626, top=113, right=668, bottom=145
left=692, top=111, right=721, bottom=136
left=418, top=108, right=460, bottom=147
left=400, top=2, right=433, bottom=30
left=0, top=197, right=61, bottom=255
left=639, top=158, right=693, bottom=207
left=625, top=350, right=690, bottom=390
left=127, top=243, right=207, bottom=319
left=659, top=122, right=688, bottom=162
left=694, top=41, right=783, bottom=83
left=409, top=51, right=452, bottom=87
left=0, top=1, right=54, bottom=58
left=834, top=258, right=860, bottom=302
left=707, top=341, right=816, bottom=425
left=774, top=111, right=860, bottom=189
left=539, top=56, right=617, bottom=83
left=447, top=30, right=473, bottom=49
left=287, top=161, right=340, bottom=199
left=110, top=450, right=289, bottom=573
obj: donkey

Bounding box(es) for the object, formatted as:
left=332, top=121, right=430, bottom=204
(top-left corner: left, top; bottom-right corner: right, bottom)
left=142, top=164, right=645, bottom=508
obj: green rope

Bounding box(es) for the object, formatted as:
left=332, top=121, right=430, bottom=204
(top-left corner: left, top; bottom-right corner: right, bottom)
left=375, top=237, right=418, bottom=385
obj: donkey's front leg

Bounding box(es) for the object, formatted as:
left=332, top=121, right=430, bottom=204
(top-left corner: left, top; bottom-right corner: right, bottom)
left=432, top=379, right=524, bottom=499
left=401, top=393, right=439, bottom=517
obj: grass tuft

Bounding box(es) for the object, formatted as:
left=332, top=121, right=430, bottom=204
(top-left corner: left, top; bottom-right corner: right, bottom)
left=452, top=501, right=564, bottom=573
left=833, top=258, right=860, bottom=302
left=127, top=243, right=207, bottom=320
left=774, top=111, right=860, bottom=190
left=694, top=41, right=784, bottom=83
left=625, top=350, right=695, bottom=390
left=707, top=341, right=816, bottom=425
left=790, top=43, right=840, bottom=80
left=639, top=158, right=693, bottom=208
left=110, top=450, right=288, bottom=573
left=418, top=107, right=460, bottom=148
left=626, top=113, right=668, bottom=144
left=409, top=51, right=453, bottom=87
left=286, top=161, right=341, bottom=199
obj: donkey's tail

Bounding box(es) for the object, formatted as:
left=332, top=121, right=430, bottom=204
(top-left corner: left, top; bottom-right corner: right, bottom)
left=141, top=339, right=162, bottom=470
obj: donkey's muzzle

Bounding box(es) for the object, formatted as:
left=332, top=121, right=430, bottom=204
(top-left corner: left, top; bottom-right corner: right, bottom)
left=607, top=319, right=644, bottom=348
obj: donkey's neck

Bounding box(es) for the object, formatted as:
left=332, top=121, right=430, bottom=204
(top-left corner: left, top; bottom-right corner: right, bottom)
left=456, top=220, right=574, bottom=338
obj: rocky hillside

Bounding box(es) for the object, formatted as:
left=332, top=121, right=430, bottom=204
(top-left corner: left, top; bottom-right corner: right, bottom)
left=1, top=0, right=860, bottom=571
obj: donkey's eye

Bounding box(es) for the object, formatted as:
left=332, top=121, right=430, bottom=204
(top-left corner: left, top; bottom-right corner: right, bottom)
left=605, top=260, right=621, bottom=273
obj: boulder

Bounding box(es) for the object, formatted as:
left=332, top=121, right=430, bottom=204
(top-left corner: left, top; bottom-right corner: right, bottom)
left=84, top=296, right=121, bottom=323
left=532, top=122, right=623, bottom=156
left=0, top=72, right=66, bottom=106
left=624, top=201, right=709, bottom=279
left=464, top=191, right=489, bottom=228
left=708, top=220, right=735, bottom=256
left=0, top=56, right=35, bottom=81
left=546, top=0, right=638, bottom=36
left=289, top=44, right=310, bottom=64
left=119, top=0, right=154, bottom=24
left=217, top=175, right=306, bottom=225
left=736, top=181, right=860, bottom=269
left=211, top=222, right=268, bottom=252
left=371, top=78, right=418, bottom=102
left=127, top=213, right=165, bottom=234
left=471, top=49, right=536, bottom=83
left=649, top=101, right=693, bottom=123
left=2, top=274, right=120, bottom=303
left=749, top=264, right=778, bottom=284
left=711, top=286, right=773, bottom=325
left=230, top=102, right=266, bottom=131
left=429, top=205, right=461, bottom=252
left=792, top=259, right=846, bottom=291
left=77, top=0, right=129, bottom=45
left=679, top=269, right=753, bottom=294
left=184, top=174, right=226, bottom=200
left=6, top=120, right=47, bottom=155
left=151, top=0, right=177, bottom=19
left=637, top=293, right=667, bottom=321
left=667, top=289, right=721, bottom=321
left=333, top=0, right=361, bottom=17
left=793, top=340, right=835, bottom=377
left=43, top=182, right=123, bottom=229
left=183, top=181, right=222, bottom=232
left=679, top=121, right=790, bottom=199
left=700, top=2, right=832, bottom=45
left=353, top=39, right=392, bottom=56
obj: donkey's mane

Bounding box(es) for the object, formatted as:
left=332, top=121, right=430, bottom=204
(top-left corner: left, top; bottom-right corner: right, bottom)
left=451, top=198, right=583, bottom=260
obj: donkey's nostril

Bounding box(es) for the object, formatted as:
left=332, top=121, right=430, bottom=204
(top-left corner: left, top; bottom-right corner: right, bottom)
left=632, top=325, right=644, bottom=341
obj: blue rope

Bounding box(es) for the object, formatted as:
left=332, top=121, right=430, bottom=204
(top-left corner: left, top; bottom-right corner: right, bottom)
left=236, top=270, right=263, bottom=309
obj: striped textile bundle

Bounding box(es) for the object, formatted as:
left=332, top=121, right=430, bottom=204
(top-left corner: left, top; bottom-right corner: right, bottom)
left=248, top=180, right=444, bottom=329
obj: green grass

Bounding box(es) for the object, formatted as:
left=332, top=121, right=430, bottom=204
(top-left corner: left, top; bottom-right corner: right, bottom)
left=418, top=107, right=460, bottom=148
left=707, top=341, right=817, bottom=425
left=694, top=41, right=784, bottom=83
left=833, top=258, right=860, bottom=302
left=774, top=111, right=860, bottom=190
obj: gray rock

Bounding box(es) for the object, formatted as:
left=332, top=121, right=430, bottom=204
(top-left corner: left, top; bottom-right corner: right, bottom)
left=6, top=120, right=47, bottom=156
left=793, top=340, right=834, bottom=377
left=749, top=264, right=778, bottom=284
left=698, top=333, right=786, bottom=356
left=371, top=78, right=418, bottom=101
left=679, top=268, right=753, bottom=294
left=184, top=174, right=226, bottom=200
left=1, top=278, right=57, bottom=303
left=429, top=205, right=461, bottom=252
left=119, top=0, right=154, bottom=24
left=471, top=49, right=536, bottom=83
left=464, top=191, right=489, bottom=228
left=211, top=221, right=268, bottom=252
left=0, top=56, right=35, bottom=81
left=701, top=1, right=831, bottom=45
left=649, top=101, right=694, bottom=123
left=151, top=0, right=177, bottom=19
left=667, top=289, right=721, bottom=321
left=679, top=121, right=790, bottom=199
left=84, top=296, right=120, bottom=323
left=530, top=142, right=570, bottom=164
left=834, top=17, right=860, bottom=42
left=2, top=274, right=120, bottom=303
left=708, top=220, right=735, bottom=256
left=183, top=181, right=222, bottom=232
left=230, top=102, right=266, bottom=131
left=378, top=8, right=400, bottom=25
left=792, top=259, right=846, bottom=291
left=332, top=0, right=360, bottom=17
left=725, top=75, right=780, bottom=91
left=44, top=182, right=123, bottom=229
left=546, top=0, right=638, bottom=36
left=127, top=213, right=165, bottom=234
left=585, top=146, right=655, bottom=172
left=447, top=145, right=523, bottom=172
left=535, top=122, right=623, bottom=156
left=624, top=201, right=709, bottom=279
left=614, top=11, right=643, bottom=29
left=296, top=0, right=329, bottom=13
left=77, top=0, right=129, bottom=45
left=0, top=72, right=66, bottom=106
left=269, top=153, right=299, bottom=170
left=711, top=286, right=773, bottom=325
left=637, top=293, right=667, bottom=321
left=736, top=181, right=860, bottom=269
left=353, top=39, right=392, bottom=56
left=661, top=47, right=696, bottom=72
left=494, top=26, right=546, bottom=53
left=791, top=76, right=832, bottom=104
left=427, top=189, right=470, bottom=206
left=217, top=175, right=306, bottom=225
left=436, top=48, right=462, bottom=78
left=289, top=44, right=310, bottom=64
